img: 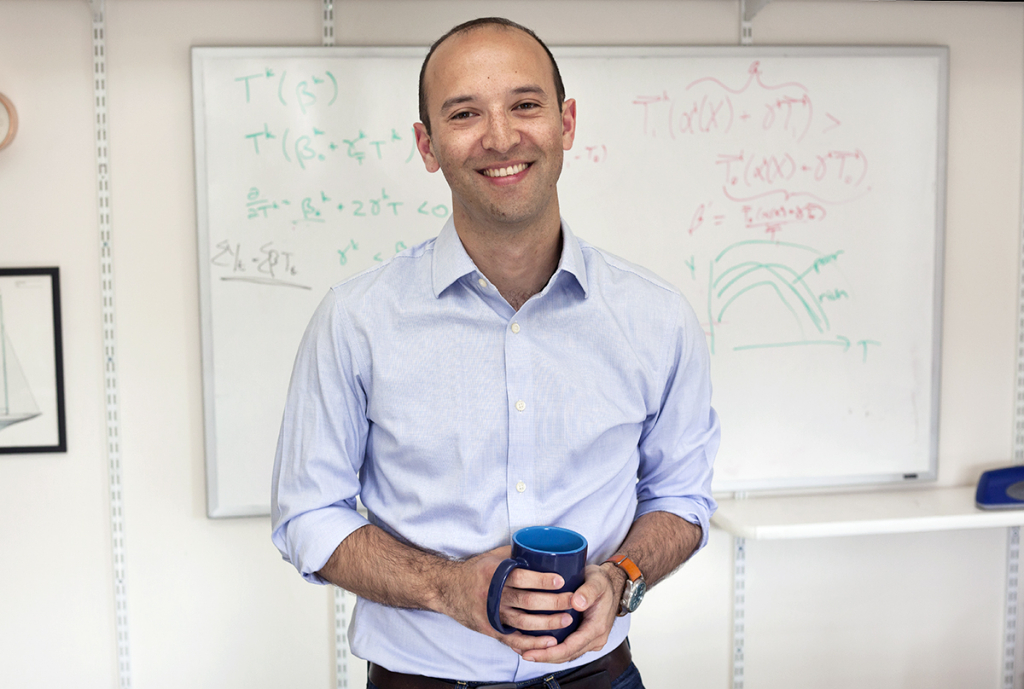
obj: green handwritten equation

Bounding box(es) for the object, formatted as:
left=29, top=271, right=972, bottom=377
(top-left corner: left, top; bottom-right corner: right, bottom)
left=233, top=68, right=420, bottom=170
left=234, top=68, right=421, bottom=167
left=211, top=240, right=308, bottom=290
left=337, top=238, right=410, bottom=266
left=245, top=187, right=448, bottom=224
left=244, top=123, right=419, bottom=171
left=234, top=67, right=337, bottom=110
left=233, top=70, right=419, bottom=170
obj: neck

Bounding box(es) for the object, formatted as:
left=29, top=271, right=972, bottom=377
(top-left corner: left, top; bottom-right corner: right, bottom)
left=453, top=207, right=562, bottom=312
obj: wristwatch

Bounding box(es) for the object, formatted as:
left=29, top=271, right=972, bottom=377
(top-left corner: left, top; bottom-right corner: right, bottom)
left=604, top=554, right=647, bottom=616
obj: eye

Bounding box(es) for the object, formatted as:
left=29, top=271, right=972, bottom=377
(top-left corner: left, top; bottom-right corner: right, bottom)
left=515, top=102, right=541, bottom=111
left=450, top=110, right=475, bottom=121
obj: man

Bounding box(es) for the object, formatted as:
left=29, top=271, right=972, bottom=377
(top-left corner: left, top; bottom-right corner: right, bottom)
left=272, top=17, right=719, bottom=689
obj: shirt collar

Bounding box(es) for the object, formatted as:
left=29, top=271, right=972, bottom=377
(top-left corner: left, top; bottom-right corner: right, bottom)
left=431, top=216, right=479, bottom=298
left=431, top=216, right=590, bottom=299
left=555, top=218, right=589, bottom=298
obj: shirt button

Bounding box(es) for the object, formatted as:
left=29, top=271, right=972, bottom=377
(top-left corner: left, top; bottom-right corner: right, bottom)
left=477, top=278, right=488, bottom=289
left=516, top=481, right=527, bottom=493
left=515, top=400, right=526, bottom=412
left=511, top=323, right=521, bottom=334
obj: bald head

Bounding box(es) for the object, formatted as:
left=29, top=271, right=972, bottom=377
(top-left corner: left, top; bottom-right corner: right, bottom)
left=418, top=17, right=565, bottom=136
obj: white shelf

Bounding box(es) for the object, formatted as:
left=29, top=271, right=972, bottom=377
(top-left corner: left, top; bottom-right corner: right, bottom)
left=712, top=486, right=1024, bottom=539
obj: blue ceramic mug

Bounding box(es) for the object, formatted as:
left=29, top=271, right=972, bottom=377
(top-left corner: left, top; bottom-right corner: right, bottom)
left=486, top=526, right=588, bottom=643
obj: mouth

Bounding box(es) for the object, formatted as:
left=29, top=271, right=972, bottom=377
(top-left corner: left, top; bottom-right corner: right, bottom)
left=481, top=162, right=530, bottom=178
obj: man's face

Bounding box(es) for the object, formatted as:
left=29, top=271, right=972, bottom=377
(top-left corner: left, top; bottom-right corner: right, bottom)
left=414, top=26, right=576, bottom=230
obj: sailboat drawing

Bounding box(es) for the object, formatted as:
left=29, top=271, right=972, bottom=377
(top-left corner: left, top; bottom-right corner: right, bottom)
left=0, top=292, right=42, bottom=432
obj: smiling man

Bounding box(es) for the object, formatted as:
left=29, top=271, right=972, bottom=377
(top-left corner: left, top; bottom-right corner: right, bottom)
left=272, top=18, right=719, bottom=689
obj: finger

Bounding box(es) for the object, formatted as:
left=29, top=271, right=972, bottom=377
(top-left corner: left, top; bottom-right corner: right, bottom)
left=505, top=568, right=564, bottom=591
left=519, top=622, right=601, bottom=664
left=520, top=610, right=611, bottom=664
left=502, top=587, right=574, bottom=613
left=520, top=592, right=614, bottom=664
left=499, top=630, right=559, bottom=655
left=500, top=607, right=574, bottom=633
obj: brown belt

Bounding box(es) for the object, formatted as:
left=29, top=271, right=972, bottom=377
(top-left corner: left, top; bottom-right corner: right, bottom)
left=368, top=639, right=631, bottom=689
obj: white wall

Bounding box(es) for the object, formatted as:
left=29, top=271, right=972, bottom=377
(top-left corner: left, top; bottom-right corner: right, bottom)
left=0, top=1, right=1019, bottom=688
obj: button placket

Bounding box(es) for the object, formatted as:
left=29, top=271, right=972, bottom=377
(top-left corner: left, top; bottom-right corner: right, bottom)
left=504, top=312, right=535, bottom=530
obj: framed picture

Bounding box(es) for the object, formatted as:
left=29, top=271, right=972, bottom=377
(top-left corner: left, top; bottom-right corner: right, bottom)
left=0, top=268, right=66, bottom=454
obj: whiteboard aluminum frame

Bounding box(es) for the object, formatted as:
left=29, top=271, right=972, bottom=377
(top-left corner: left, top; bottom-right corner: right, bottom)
left=193, top=48, right=230, bottom=517
left=192, top=45, right=948, bottom=516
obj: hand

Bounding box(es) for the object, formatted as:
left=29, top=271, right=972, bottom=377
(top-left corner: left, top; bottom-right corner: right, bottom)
left=440, top=546, right=577, bottom=656
left=519, top=562, right=626, bottom=664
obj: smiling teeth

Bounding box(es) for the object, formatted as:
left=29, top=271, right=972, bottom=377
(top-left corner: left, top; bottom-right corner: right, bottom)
left=483, top=163, right=528, bottom=178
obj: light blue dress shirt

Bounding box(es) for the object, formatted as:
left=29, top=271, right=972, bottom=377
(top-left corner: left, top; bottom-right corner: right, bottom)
left=271, top=217, right=719, bottom=682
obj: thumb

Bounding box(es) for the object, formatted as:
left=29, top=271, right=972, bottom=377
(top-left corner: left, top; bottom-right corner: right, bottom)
left=571, top=576, right=605, bottom=611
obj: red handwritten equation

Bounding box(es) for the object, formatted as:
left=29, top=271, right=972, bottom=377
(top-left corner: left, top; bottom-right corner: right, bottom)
left=564, top=143, right=608, bottom=168
left=633, top=61, right=825, bottom=142
left=634, top=61, right=872, bottom=239
left=687, top=199, right=827, bottom=240
left=717, top=149, right=868, bottom=191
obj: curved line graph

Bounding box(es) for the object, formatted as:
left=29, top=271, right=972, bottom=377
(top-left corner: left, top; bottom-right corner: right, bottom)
left=707, top=240, right=847, bottom=353
left=714, top=261, right=829, bottom=333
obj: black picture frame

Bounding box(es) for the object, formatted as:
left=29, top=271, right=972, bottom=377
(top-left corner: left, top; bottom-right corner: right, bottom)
left=0, top=267, right=66, bottom=454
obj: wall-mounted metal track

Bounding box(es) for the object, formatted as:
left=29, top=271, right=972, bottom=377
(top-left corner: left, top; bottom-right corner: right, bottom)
left=334, top=588, right=350, bottom=689
left=731, top=536, right=747, bottom=689
left=739, top=0, right=753, bottom=45
left=1005, top=526, right=1020, bottom=689
left=739, top=0, right=771, bottom=45
left=323, top=2, right=348, bottom=682
left=91, top=1, right=132, bottom=687
left=323, top=0, right=335, bottom=47
left=1006, top=24, right=1024, bottom=685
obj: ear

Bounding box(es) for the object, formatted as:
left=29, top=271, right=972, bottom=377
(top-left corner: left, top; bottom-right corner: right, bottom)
left=413, top=122, right=441, bottom=173
left=561, top=98, right=577, bottom=151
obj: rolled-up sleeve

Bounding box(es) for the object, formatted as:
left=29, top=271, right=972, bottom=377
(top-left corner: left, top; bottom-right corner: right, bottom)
left=635, top=296, right=720, bottom=551
left=271, top=289, right=371, bottom=583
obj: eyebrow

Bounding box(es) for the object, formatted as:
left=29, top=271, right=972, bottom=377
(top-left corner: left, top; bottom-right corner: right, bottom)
left=439, top=85, right=550, bottom=115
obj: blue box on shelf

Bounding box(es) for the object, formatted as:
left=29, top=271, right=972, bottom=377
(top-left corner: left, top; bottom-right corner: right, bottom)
left=977, top=466, right=1024, bottom=510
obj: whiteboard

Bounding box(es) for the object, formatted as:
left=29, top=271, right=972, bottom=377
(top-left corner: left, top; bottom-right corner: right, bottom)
left=192, top=46, right=947, bottom=517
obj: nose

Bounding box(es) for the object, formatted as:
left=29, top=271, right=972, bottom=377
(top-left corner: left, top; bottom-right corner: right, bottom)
left=481, top=110, right=520, bottom=153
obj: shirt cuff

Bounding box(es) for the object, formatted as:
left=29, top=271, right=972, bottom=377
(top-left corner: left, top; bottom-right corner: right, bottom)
left=634, top=496, right=717, bottom=551
left=273, top=505, right=371, bottom=585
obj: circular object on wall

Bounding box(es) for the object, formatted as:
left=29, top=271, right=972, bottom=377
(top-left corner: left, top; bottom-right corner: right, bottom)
left=0, top=92, right=18, bottom=150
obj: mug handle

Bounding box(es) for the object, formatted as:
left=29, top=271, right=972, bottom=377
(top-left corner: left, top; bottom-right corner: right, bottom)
left=486, top=557, right=528, bottom=634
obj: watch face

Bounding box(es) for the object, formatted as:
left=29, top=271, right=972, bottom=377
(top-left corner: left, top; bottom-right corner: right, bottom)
left=628, top=579, right=647, bottom=611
